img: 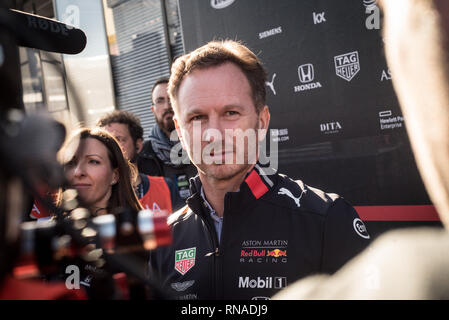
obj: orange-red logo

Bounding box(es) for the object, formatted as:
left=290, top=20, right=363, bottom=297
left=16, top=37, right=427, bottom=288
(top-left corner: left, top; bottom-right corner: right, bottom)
left=266, top=249, right=287, bottom=257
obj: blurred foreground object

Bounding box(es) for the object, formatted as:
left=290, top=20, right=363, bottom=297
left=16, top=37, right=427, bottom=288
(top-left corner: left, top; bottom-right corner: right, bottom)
left=274, top=0, right=449, bottom=299
left=0, top=4, right=170, bottom=299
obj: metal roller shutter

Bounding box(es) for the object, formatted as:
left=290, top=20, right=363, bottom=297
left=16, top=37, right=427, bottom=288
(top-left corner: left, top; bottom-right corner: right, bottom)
left=107, top=0, right=172, bottom=139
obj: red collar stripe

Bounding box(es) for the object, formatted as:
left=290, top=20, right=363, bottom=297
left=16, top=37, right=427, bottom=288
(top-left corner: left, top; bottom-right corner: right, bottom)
left=245, top=170, right=269, bottom=199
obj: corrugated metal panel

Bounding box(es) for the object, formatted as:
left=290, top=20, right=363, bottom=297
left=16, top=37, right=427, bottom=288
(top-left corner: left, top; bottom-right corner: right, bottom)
left=108, top=0, right=171, bottom=138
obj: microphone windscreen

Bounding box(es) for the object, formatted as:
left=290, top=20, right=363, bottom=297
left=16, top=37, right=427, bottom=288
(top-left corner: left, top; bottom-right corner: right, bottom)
left=9, top=9, right=87, bottom=55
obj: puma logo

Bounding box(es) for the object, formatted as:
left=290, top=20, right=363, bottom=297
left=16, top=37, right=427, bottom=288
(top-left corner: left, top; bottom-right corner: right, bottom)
left=278, top=187, right=306, bottom=207
left=265, top=73, right=277, bottom=95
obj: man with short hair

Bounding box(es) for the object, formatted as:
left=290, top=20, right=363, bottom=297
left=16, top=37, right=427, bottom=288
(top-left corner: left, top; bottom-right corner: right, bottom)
left=138, top=77, right=197, bottom=202
left=148, top=40, right=370, bottom=300
left=97, top=110, right=181, bottom=212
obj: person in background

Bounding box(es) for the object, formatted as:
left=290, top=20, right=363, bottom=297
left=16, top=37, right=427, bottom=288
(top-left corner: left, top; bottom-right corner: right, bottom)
left=97, top=110, right=181, bottom=212
left=59, top=128, right=143, bottom=217
left=137, top=77, right=197, bottom=203
left=274, top=0, right=449, bottom=299
left=56, top=128, right=145, bottom=298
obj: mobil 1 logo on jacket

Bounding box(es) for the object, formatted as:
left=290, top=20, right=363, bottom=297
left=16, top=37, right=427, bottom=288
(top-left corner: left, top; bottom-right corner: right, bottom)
left=175, top=247, right=196, bottom=275
left=238, top=276, right=287, bottom=290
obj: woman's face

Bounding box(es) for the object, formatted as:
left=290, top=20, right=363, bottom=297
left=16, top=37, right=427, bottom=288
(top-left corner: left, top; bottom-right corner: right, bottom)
left=65, top=137, right=118, bottom=210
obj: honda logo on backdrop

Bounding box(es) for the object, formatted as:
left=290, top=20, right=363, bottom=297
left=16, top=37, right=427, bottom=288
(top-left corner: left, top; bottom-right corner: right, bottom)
left=294, top=63, right=322, bottom=93
left=298, top=64, right=314, bottom=83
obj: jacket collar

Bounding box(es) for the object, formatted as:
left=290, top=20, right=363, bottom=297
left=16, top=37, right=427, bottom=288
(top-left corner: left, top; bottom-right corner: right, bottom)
left=187, top=163, right=278, bottom=216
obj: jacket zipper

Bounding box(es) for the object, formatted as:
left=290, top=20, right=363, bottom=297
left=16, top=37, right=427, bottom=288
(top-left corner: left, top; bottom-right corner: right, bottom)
left=192, top=186, right=226, bottom=299
left=214, top=246, right=221, bottom=299
left=203, top=217, right=221, bottom=299
left=213, top=196, right=231, bottom=300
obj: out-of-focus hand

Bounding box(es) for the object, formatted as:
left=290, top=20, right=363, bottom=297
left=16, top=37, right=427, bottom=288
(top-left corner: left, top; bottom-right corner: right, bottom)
left=378, top=0, right=449, bottom=227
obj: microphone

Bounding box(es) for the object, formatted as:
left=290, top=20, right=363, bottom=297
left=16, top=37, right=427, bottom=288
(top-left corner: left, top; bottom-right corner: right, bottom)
left=92, top=210, right=172, bottom=253
left=0, top=8, right=86, bottom=55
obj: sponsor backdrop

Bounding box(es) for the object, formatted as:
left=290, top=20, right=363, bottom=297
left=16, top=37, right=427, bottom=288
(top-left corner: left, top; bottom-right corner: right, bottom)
left=178, top=0, right=441, bottom=235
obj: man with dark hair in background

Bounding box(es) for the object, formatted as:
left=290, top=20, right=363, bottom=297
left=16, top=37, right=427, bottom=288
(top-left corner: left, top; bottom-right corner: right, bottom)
left=97, top=110, right=182, bottom=212
left=138, top=77, right=197, bottom=204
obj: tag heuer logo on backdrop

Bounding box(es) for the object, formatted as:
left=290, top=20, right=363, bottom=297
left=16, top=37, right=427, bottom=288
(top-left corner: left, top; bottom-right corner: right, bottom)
left=211, top=0, right=235, bottom=9
left=334, top=51, right=360, bottom=81
left=175, top=247, right=196, bottom=275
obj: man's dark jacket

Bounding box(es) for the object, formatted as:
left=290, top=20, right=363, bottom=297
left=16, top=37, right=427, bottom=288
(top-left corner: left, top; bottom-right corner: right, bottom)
left=137, top=126, right=197, bottom=210
left=148, top=165, right=371, bottom=300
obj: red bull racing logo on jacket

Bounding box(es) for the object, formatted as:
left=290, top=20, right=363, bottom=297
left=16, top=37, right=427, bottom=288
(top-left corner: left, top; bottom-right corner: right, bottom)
left=266, top=249, right=287, bottom=257
left=240, top=240, right=288, bottom=264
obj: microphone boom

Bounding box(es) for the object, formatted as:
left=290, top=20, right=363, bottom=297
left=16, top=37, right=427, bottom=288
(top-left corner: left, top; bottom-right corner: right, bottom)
left=1, top=8, right=87, bottom=55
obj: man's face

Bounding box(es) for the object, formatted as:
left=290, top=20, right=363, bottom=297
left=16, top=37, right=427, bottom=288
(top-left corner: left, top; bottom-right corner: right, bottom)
left=174, top=62, right=270, bottom=181
left=103, top=122, right=139, bottom=162
left=152, top=82, right=175, bottom=134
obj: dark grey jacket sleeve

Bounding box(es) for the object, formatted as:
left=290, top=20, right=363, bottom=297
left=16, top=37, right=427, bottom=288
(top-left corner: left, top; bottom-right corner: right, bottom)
left=321, top=198, right=371, bottom=274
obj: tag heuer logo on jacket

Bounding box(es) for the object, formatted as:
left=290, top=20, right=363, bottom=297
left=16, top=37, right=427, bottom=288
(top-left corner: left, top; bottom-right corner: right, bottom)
left=175, top=247, right=196, bottom=275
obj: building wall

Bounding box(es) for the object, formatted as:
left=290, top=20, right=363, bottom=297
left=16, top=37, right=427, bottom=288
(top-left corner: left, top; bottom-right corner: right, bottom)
left=106, top=0, right=184, bottom=139
left=16, top=0, right=72, bottom=125
left=16, top=0, right=184, bottom=137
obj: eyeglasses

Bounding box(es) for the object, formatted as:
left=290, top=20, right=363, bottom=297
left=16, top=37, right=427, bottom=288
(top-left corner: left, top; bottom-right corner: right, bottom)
left=154, top=97, right=171, bottom=107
